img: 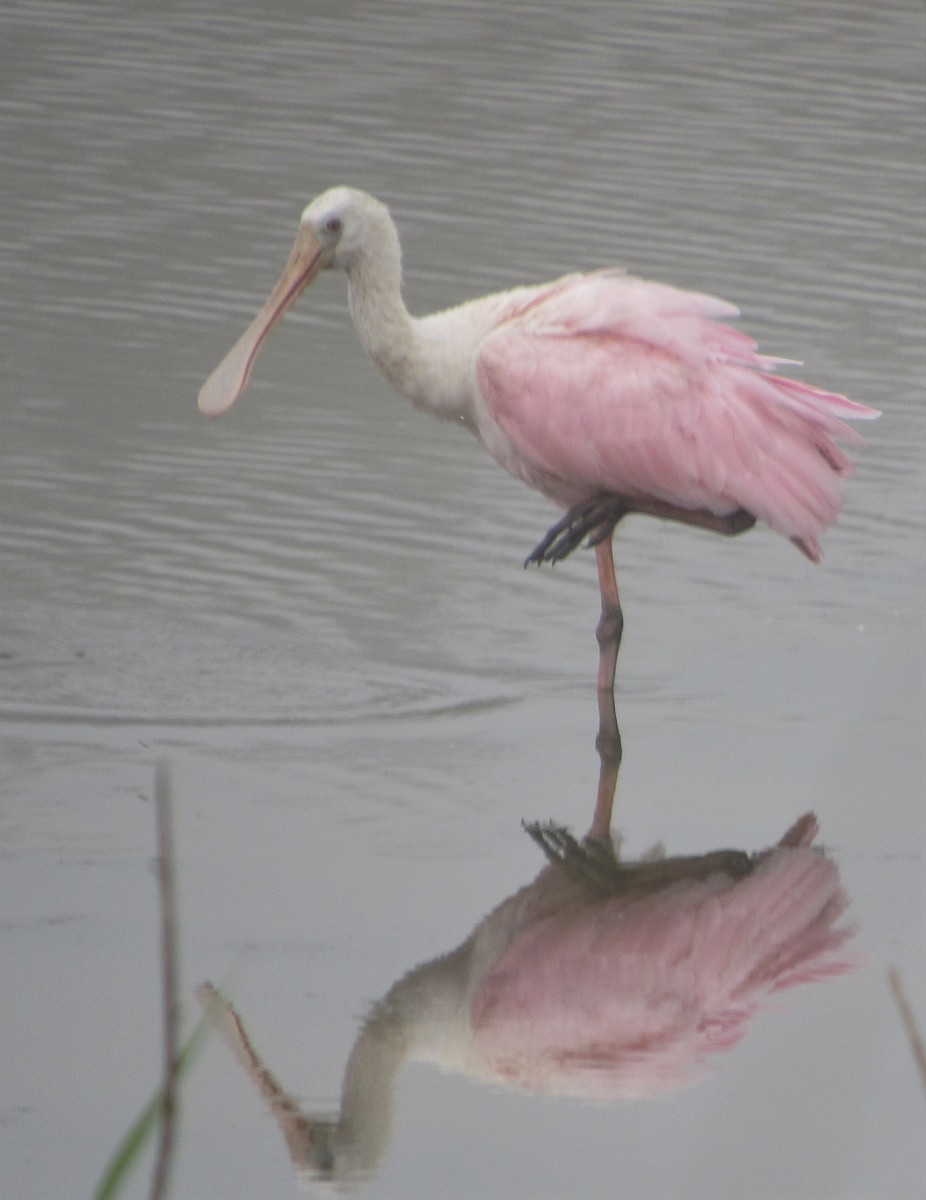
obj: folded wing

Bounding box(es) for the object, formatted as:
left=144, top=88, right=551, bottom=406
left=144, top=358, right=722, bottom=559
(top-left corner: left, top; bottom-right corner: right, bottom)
left=476, top=272, right=878, bottom=560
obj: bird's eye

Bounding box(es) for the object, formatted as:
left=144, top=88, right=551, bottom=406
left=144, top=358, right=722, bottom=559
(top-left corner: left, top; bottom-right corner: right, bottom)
left=325, top=217, right=342, bottom=235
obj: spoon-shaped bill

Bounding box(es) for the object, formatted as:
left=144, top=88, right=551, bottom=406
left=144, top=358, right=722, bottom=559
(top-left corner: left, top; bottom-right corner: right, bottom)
left=198, top=226, right=325, bottom=417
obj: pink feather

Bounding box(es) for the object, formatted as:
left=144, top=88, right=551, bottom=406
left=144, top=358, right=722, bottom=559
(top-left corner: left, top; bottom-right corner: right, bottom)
left=470, top=815, right=854, bottom=1097
left=476, top=274, right=877, bottom=560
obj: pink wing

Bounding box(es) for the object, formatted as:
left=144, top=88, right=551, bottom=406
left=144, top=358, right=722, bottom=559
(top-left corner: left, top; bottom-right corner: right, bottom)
left=477, top=273, right=878, bottom=560
left=471, top=829, right=853, bottom=1097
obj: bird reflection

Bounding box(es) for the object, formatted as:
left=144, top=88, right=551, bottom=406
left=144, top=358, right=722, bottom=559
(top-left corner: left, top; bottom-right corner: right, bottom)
left=198, top=809, right=853, bottom=1189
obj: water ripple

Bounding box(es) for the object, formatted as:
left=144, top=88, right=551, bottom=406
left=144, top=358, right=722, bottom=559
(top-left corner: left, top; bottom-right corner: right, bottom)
left=1, top=0, right=921, bottom=724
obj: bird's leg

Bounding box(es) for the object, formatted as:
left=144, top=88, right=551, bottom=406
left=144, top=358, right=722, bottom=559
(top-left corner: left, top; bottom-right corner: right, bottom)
left=591, top=534, right=623, bottom=839
left=594, top=534, right=623, bottom=696
left=525, top=493, right=755, bottom=566
left=528, top=509, right=625, bottom=836
left=620, top=497, right=757, bottom=538
left=524, top=498, right=625, bottom=836
left=525, top=493, right=753, bottom=842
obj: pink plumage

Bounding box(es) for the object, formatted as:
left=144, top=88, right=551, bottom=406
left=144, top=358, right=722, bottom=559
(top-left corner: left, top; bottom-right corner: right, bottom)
left=198, top=814, right=855, bottom=1187
left=198, top=189, right=879, bottom=699
left=475, top=271, right=877, bottom=561
left=198, top=189, right=879, bottom=567
left=470, top=814, right=854, bottom=1097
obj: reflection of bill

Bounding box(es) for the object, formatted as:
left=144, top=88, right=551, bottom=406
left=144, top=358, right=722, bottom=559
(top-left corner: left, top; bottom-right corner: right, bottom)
left=199, top=812, right=854, bottom=1187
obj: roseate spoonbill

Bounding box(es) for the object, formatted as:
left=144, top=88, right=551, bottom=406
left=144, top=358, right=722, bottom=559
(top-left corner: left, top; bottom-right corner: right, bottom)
left=199, top=812, right=853, bottom=1185
left=198, top=187, right=879, bottom=703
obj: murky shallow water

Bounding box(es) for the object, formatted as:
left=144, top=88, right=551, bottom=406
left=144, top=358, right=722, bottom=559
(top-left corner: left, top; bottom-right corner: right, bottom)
left=1, top=2, right=924, bottom=1197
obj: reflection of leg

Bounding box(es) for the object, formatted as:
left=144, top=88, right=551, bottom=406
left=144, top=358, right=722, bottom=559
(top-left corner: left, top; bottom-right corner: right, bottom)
left=591, top=683, right=621, bottom=841
left=525, top=821, right=755, bottom=895
left=590, top=536, right=623, bottom=838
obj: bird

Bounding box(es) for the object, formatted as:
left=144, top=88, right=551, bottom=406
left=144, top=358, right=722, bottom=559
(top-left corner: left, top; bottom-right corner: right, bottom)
left=198, top=811, right=853, bottom=1186
left=198, top=186, right=879, bottom=706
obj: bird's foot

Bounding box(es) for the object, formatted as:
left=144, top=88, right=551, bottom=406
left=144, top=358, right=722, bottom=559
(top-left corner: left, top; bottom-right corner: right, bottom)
left=523, top=821, right=622, bottom=895
left=524, top=821, right=756, bottom=896
left=525, top=496, right=756, bottom=567
left=525, top=495, right=627, bottom=566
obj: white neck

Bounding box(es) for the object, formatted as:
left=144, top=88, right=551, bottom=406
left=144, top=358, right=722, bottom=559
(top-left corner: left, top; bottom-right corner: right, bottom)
left=346, top=238, right=417, bottom=392
left=328, top=943, right=473, bottom=1178
left=344, top=218, right=476, bottom=423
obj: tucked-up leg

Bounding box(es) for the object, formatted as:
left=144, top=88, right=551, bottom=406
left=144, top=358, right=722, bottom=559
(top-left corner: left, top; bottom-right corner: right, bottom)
left=525, top=492, right=756, bottom=567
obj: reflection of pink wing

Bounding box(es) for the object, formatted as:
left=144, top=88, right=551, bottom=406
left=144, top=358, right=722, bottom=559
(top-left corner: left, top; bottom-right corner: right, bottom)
left=471, top=838, right=853, bottom=1097
left=476, top=273, right=878, bottom=560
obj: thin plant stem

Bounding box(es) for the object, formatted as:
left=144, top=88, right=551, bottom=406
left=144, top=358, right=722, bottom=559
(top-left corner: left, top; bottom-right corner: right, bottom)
left=149, top=762, right=180, bottom=1200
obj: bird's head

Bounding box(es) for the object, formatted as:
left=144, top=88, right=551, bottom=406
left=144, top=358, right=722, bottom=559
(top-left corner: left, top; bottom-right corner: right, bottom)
left=299, top=186, right=393, bottom=274
left=197, top=186, right=392, bottom=417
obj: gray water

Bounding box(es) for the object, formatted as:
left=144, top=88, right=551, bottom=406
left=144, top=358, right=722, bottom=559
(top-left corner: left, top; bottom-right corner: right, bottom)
left=1, top=1, right=924, bottom=1197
